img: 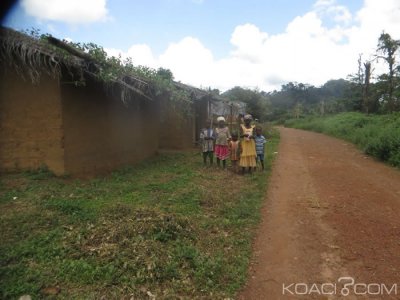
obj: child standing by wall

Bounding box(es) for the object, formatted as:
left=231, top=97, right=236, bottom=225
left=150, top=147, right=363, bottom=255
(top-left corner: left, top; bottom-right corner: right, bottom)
left=254, top=126, right=267, bottom=171
left=214, top=116, right=231, bottom=168
left=229, top=132, right=240, bottom=173
left=239, top=114, right=257, bottom=174
left=199, top=119, right=215, bottom=166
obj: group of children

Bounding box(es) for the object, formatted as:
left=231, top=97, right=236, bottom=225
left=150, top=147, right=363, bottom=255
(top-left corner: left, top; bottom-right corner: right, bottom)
left=199, top=114, right=267, bottom=173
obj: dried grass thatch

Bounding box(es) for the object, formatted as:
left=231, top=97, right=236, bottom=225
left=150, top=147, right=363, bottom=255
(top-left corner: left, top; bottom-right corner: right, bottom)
left=173, top=81, right=213, bottom=101
left=1, top=27, right=62, bottom=83
left=0, top=27, right=153, bottom=104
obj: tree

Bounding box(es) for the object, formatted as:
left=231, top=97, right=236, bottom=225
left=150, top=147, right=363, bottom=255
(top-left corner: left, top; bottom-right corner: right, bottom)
left=347, top=54, right=365, bottom=111
left=362, top=61, right=372, bottom=114
left=376, top=32, right=400, bottom=112
left=268, top=80, right=351, bottom=120
left=222, top=87, right=269, bottom=121
left=156, top=67, right=174, bottom=81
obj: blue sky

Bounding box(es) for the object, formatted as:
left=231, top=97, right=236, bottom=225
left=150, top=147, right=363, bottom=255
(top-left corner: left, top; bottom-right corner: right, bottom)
left=3, top=0, right=400, bottom=91
left=4, top=0, right=362, bottom=57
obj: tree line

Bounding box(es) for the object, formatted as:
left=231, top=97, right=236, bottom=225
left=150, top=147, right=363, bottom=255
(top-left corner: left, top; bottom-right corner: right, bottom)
left=221, top=32, right=400, bottom=121
left=25, top=27, right=399, bottom=121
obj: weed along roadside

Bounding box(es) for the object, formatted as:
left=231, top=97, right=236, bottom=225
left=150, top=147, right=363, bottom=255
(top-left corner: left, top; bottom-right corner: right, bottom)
left=0, top=128, right=279, bottom=299
left=285, top=112, right=400, bottom=168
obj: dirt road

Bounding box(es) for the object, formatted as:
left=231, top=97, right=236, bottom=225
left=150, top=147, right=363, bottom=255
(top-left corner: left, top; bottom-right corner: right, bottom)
left=239, top=127, right=400, bottom=300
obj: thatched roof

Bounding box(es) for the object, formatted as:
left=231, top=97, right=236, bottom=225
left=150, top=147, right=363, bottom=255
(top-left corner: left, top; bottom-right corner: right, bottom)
left=173, top=81, right=228, bottom=102
left=173, top=81, right=209, bottom=100
left=173, top=81, right=246, bottom=114
left=0, top=27, right=153, bottom=103
left=210, top=99, right=246, bottom=116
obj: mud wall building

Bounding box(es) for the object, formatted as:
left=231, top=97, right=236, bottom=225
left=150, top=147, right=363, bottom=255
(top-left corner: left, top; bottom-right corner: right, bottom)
left=0, top=68, right=159, bottom=177
left=0, top=27, right=245, bottom=176
left=0, top=28, right=158, bottom=176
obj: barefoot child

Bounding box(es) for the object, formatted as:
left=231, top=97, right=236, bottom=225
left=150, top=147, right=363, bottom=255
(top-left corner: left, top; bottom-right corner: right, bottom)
left=254, top=126, right=267, bottom=171
left=214, top=116, right=231, bottom=168
left=239, top=114, right=257, bottom=173
left=199, top=119, right=215, bottom=165
left=229, top=132, right=240, bottom=172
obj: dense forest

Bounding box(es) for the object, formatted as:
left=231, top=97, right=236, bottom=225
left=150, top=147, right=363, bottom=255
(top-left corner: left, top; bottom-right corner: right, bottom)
left=222, top=32, right=400, bottom=122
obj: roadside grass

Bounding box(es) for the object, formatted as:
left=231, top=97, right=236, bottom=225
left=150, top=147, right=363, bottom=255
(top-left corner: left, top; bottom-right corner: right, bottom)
left=285, top=112, right=400, bottom=168
left=0, top=126, right=279, bottom=299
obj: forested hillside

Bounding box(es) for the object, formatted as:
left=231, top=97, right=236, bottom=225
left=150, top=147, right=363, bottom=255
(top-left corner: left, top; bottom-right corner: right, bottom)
left=222, top=32, right=400, bottom=122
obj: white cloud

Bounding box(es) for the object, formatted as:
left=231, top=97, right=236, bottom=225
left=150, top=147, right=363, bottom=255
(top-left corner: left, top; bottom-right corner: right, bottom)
left=314, top=0, right=352, bottom=24
left=159, top=37, right=214, bottom=87
left=104, top=47, right=126, bottom=59
left=286, top=12, right=324, bottom=37
left=355, top=0, right=400, bottom=43
left=106, top=0, right=400, bottom=92
left=230, top=23, right=268, bottom=63
left=127, top=44, right=158, bottom=68
left=21, top=0, right=109, bottom=24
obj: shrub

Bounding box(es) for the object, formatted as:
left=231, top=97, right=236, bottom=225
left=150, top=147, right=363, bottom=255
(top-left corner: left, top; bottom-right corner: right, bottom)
left=285, top=112, right=400, bottom=167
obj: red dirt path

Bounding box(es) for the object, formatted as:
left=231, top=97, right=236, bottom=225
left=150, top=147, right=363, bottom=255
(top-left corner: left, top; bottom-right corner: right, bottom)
left=238, top=127, right=400, bottom=300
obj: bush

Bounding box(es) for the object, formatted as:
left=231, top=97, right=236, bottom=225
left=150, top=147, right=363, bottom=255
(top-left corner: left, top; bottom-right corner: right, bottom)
left=285, top=112, right=400, bottom=167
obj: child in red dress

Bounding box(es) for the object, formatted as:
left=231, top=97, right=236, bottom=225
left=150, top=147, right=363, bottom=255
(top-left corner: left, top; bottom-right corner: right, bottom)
left=214, top=116, right=231, bottom=168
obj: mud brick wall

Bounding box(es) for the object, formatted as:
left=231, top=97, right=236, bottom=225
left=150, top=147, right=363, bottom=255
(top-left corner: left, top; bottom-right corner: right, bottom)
left=61, top=78, right=159, bottom=176
left=158, top=96, right=195, bottom=150
left=194, top=98, right=209, bottom=143
left=0, top=68, right=65, bottom=174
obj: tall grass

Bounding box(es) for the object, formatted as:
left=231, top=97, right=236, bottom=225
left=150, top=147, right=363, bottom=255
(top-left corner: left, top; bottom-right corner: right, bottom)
left=285, top=112, right=400, bottom=167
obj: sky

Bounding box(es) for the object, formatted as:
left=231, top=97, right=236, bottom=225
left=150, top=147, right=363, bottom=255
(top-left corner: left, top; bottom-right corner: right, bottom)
left=2, top=0, right=400, bottom=92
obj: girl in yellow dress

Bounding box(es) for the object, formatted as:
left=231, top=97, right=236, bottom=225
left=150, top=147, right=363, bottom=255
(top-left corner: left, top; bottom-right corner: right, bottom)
left=239, top=114, right=256, bottom=173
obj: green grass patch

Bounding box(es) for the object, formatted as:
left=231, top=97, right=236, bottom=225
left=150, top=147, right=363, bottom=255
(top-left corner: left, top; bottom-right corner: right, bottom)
left=0, top=126, right=279, bottom=299
left=285, top=112, right=400, bottom=167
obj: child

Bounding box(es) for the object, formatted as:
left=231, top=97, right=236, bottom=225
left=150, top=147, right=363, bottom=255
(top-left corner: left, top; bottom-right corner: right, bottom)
left=239, top=114, right=257, bottom=174
left=199, top=119, right=215, bottom=166
left=254, top=126, right=267, bottom=171
left=214, top=116, right=231, bottom=168
left=229, top=132, right=240, bottom=173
